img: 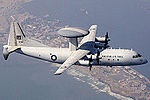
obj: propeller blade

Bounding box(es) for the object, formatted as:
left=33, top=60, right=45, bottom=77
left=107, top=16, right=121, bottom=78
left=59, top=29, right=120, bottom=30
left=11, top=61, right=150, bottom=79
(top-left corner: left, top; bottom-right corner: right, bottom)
left=106, top=32, right=109, bottom=39
left=89, top=55, right=93, bottom=71
left=96, top=50, right=100, bottom=64
left=104, top=32, right=109, bottom=49
left=89, top=64, right=92, bottom=71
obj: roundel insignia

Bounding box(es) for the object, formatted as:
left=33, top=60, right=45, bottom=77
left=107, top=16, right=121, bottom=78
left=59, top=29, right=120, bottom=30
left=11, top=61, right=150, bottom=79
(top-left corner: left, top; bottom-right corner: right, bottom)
left=51, top=55, right=57, bottom=61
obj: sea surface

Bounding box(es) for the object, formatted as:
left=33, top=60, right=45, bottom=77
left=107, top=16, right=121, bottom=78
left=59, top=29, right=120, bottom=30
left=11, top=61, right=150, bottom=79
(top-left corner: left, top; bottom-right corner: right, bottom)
left=0, top=45, right=117, bottom=100
left=24, top=0, right=150, bottom=80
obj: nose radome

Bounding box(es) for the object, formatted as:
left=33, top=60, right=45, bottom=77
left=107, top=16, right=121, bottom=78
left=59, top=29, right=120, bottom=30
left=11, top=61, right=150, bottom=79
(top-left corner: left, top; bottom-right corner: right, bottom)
left=143, top=59, right=148, bottom=64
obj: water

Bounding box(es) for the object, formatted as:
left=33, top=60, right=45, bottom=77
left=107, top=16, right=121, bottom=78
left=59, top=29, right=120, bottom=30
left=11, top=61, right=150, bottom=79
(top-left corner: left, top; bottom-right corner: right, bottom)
left=24, top=0, right=150, bottom=80
left=0, top=45, right=117, bottom=100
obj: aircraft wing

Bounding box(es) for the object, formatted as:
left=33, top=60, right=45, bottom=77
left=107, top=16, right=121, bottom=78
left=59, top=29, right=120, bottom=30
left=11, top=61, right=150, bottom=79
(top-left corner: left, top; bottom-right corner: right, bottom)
left=54, top=49, right=90, bottom=75
left=79, top=25, right=97, bottom=46
left=54, top=25, right=97, bottom=75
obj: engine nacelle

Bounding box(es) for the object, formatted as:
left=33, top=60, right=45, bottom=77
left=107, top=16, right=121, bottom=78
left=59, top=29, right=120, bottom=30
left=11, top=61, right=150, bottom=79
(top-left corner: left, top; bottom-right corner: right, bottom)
left=94, top=43, right=109, bottom=49
left=3, top=45, right=9, bottom=60
left=95, top=36, right=110, bottom=43
left=78, top=60, right=89, bottom=66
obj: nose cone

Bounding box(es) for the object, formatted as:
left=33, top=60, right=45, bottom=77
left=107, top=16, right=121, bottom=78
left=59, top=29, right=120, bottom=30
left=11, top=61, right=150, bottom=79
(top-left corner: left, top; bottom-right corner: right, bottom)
left=143, top=59, right=148, bottom=64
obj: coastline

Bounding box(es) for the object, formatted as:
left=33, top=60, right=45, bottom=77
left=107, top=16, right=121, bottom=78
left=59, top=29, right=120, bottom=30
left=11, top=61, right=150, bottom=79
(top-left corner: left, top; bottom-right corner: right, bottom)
left=67, top=67, right=133, bottom=100
left=68, top=65, right=150, bottom=100
left=99, top=79, right=134, bottom=100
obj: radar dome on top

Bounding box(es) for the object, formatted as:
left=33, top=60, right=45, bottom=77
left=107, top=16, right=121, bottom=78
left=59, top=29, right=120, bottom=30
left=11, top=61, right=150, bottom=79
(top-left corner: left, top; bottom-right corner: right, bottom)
left=58, top=27, right=89, bottom=38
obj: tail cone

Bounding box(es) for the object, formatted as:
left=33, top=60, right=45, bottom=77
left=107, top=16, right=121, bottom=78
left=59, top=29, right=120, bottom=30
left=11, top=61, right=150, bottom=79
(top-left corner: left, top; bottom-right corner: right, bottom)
left=3, top=46, right=9, bottom=60
left=3, top=53, right=9, bottom=60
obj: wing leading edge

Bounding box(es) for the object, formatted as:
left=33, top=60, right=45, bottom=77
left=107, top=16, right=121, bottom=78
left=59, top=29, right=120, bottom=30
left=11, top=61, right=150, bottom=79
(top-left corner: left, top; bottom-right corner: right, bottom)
left=54, top=49, right=90, bottom=75
left=54, top=25, right=97, bottom=75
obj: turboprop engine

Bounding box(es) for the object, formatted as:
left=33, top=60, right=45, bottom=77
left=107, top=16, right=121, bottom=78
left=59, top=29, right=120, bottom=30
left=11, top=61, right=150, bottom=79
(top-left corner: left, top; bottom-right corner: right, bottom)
left=3, top=45, right=9, bottom=60
left=95, top=36, right=106, bottom=43
left=95, top=32, right=110, bottom=49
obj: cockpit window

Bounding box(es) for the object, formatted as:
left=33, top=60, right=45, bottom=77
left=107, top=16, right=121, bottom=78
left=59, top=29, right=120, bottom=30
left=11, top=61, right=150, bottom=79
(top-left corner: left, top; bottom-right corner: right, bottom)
left=133, top=53, right=142, bottom=58
left=137, top=53, right=142, bottom=57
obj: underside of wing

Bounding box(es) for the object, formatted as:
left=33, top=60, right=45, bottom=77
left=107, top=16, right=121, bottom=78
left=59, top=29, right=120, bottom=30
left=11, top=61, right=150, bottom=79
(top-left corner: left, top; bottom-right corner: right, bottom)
left=54, top=49, right=90, bottom=75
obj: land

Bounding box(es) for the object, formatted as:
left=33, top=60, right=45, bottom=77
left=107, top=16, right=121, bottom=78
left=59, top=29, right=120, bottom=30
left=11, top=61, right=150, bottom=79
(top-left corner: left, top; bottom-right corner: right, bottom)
left=0, top=0, right=68, bottom=47
left=72, top=66, right=150, bottom=100
left=0, top=0, right=150, bottom=100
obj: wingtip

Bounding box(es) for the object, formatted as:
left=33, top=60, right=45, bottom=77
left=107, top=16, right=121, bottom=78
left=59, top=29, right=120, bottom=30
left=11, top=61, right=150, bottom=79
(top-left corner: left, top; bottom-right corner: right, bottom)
left=89, top=25, right=97, bottom=31
left=54, top=72, right=62, bottom=75
left=91, top=25, right=97, bottom=28
left=54, top=68, right=64, bottom=75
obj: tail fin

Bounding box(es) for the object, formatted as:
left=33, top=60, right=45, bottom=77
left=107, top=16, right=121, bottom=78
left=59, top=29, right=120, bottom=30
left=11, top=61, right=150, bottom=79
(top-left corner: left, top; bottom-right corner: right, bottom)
left=3, top=22, right=47, bottom=60
left=8, top=22, right=26, bottom=46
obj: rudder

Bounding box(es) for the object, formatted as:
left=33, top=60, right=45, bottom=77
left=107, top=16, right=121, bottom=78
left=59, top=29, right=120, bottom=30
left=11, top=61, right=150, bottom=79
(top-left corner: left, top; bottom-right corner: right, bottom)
left=8, top=22, right=26, bottom=46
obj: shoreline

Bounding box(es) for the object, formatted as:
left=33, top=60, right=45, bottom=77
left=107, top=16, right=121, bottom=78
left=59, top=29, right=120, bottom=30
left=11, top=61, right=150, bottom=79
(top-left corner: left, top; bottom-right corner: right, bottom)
left=69, top=65, right=150, bottom=99
left=67, top=67, right=134, bottom=100
left=99, top=79, right=135, bottom=100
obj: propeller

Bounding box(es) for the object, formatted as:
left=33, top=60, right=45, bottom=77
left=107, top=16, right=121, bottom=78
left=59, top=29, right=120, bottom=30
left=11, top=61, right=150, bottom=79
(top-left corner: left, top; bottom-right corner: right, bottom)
left=104, top=32, right=109, bottom=49
left=96, top=49, right=100, bottom=64
left=89, top=55, right=93, bottom=71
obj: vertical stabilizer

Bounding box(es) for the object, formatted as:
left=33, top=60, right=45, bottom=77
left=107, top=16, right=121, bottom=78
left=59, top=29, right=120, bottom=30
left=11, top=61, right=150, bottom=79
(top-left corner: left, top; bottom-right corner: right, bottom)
left=8, top=22, right=26, bottom=46
left=8, top=22, right=17, bottom=46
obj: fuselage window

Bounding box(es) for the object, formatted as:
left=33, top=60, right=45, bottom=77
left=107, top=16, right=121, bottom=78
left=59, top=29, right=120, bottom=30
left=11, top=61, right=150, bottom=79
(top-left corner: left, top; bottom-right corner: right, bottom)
left=103, top=55, right=124, bottom=58
left=133, top=54, right=142, bottom=58
left=117, top=56, right=123, bottom=58
left=133, top=55, right=136, bottom=58
left=117, top=59, right=119, bottom=61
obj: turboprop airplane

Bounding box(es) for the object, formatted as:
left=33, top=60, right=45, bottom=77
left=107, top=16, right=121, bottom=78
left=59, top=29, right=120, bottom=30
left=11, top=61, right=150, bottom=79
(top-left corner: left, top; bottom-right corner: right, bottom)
left=3, top=22, right=148, bottom=75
